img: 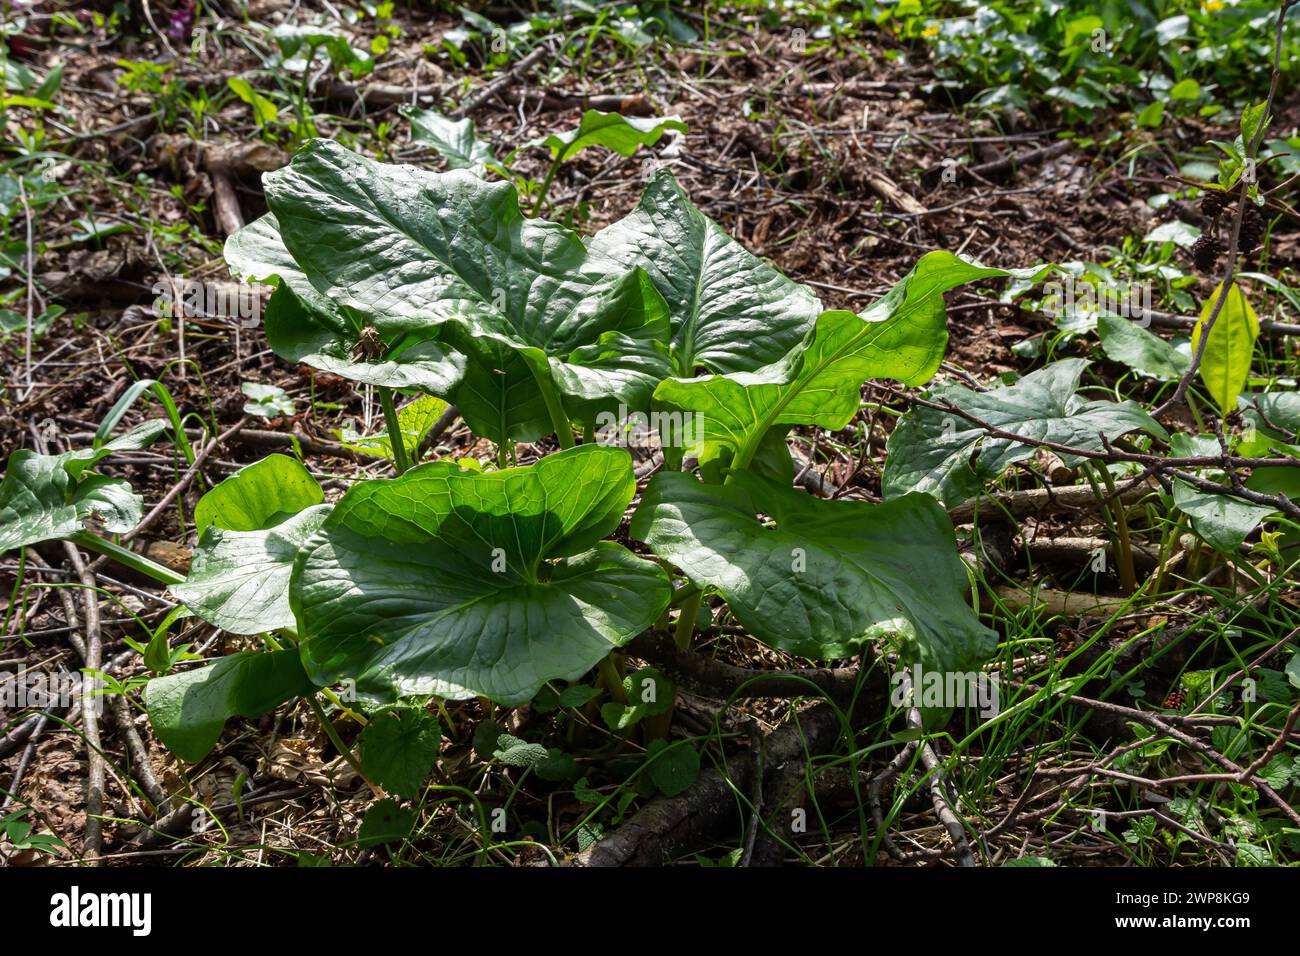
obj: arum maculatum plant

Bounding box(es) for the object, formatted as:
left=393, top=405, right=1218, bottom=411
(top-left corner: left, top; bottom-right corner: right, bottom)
left=10, top=135, right=1150, bottom=801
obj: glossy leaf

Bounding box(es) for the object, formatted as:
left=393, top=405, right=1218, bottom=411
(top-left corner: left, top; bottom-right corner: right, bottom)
left=0, top=421, right=167, bottom=553
left=173, top=505, right=331, bottom=635
left=291, top=446, right=671, bottom=705
left=225, top=213, right=467, bottom=393
left=588, top=168, right=820, bottom=375
left=402, top=106, right=499, bottom=173
left=143, top=649, right=316, bottom=762
left=631, top=470, right=995, bottom=678
left=1192, top=281, right=1259, bottom=415
left=74, top=474, right=142, bottom=535
left=193, top=453, right=324, bottom=536
left=1097, top=312, right=1190, bottom=381
left=1171, top=434, right=1276, bottom=554
left=653, top=252, right=1016, bottom=470
left=534, top=110, right=686, bottom=162
left=257, top=141, right=672, bottom=441
left=0, top=451, right=77, bottom=554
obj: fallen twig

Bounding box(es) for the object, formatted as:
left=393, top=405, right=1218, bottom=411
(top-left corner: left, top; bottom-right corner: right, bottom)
left=899, top=669, right=977, bottom=866
left=60, top=542, right=105, bottom=864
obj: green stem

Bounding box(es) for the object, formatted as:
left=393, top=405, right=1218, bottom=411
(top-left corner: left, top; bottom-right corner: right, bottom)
left=527, top=363, right=575, bottom=449
left=673, top=589, right=703, bottom=651
left=308, top=694, right=382, bottom=796
left=320, top=686, right=368, bottom=726
left=669, top=582, right=700, bottom=607
left=71, top=531, right=186, bottom=586
left=1092, top=464, right=1138, bottom=596
left=729, top=440, right=760, bottom=476
left=378, top=386, right=411, bottom=474
left=294, top=43, right=318, bottom=144
left=597, top=653, right=627, bottom=704
left=531, top=154, right=564, bottom=217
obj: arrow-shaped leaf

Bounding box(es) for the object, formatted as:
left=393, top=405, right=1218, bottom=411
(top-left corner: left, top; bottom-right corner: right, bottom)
left=588, top=168, right=821, bottom=375
left=654, top=252, right=1018, bottom=470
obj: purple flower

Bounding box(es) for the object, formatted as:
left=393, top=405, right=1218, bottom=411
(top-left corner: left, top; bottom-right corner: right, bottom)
left=166, top=0, right=197, bottom=43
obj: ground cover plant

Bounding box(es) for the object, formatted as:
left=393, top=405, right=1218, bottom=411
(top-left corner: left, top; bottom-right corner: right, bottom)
left=0, top=0, right=1297, bottom=871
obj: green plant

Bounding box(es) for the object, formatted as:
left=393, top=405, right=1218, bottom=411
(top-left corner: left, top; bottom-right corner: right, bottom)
left=265, top=21, right=375, bottom=145
left=877, top=0, right=1300, bottom=124
left=0, top=419, right=184, bottom=585
left=4, top=121, right=1295, bottom=835
left=1, top=809, right=64, bottom=857
left=0, top=141, right=1005, bottom=777
left=403, top=105, right=685, bottom=217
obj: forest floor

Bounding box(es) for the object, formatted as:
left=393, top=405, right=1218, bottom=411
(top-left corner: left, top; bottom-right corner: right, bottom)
left=2, top=0, right=1298, bottom=867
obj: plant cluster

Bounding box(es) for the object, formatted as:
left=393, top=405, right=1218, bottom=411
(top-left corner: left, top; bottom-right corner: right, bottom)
left=4, top=105, right=1294, bottom=811
left=1, top=6, right=1297, bottom=854
left=0, top=129, right=1045, bottom=789
left=879, top=0, right=1300, bottom=125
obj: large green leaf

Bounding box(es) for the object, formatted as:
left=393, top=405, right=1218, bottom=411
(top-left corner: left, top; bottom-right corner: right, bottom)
left=534, top=110, right=686, bottom=162
left=402, top=106, right=500, bottom=173
left=225, top=214, right=466, bottom=393
left=144, top=649, right=317, bottom=762
left=1170, top=433, right=1277, bottom=554
left=884, top=359, right=1168, bottom=507
left=653, top=252, right=1015, bottom=470
left=194, top=453, right=323, bottom=536
left=588, top=168, right=820, bottom=375
left=0, top=451, right=76, bottom=553
left=1192, top=281, right=1259, bottom=415
left=291, top=445, right=671, bottom=705
left=631, top=471, right=995, bottom=677
left=1097, top=312, right=1190, bottom=381
left=258, top=140, right=672, bottom=441
left=0, top=421, right=167, bottom=553
left=173, top=505, right=331, bottom=635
